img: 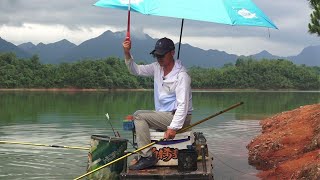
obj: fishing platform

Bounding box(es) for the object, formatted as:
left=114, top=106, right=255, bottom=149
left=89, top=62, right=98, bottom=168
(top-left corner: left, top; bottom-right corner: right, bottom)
left=85, top=103, right=244, bottom=180
left=87, top=130, right=214, bottom=180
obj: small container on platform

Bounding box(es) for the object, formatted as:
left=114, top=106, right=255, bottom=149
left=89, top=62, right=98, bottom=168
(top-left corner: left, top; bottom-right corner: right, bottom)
left=150, top=130, right=194, bottom=166
left=178, top=149, right=198, bottom=172
left=123, top=115, right=134, bottom=131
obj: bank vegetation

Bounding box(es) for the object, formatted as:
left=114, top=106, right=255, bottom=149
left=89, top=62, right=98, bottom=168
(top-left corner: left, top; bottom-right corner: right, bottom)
left=0, top=53, right=319, bottom=90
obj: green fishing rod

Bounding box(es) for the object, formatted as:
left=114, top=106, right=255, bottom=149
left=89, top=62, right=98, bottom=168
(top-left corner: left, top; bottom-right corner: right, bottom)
left=74, top=102, right=244, bottom=180
left=0, top=140, right=90, bottom=150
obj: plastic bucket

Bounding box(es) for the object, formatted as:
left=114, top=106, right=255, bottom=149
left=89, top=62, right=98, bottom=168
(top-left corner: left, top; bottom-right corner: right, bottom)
left=123, top=115, right=134, bottom=131
left=177, top=149, right=198, bottom=172
left=87, top=135, right=128, bottom=180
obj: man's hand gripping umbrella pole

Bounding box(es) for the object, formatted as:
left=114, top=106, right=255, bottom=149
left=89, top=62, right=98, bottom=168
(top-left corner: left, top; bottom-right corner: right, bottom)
left=74, top=102, right=244, bottom=180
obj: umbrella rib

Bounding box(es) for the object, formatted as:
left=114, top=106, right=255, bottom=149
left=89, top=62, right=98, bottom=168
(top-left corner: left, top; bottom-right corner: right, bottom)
left=221, top=1, right=238, bottom=26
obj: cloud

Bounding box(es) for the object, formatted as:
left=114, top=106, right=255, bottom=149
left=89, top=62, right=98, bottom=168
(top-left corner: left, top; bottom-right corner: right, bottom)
left=180, top=35, right=303, bottom=57
left=0, top=0, right=319, bottom=56
left=0, top=23, right=113, bottom=45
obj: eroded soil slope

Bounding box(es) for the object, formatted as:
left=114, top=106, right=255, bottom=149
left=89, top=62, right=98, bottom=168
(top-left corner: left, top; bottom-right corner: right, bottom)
left=247, top=104, right=320, bottom=179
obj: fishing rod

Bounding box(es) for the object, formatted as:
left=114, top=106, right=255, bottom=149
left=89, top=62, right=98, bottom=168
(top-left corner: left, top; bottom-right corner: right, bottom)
left=0, top=140, right=90, bottom=151
left=105, top=113, right=120, bottom=137
left=74, top=102, right=244, bottom=180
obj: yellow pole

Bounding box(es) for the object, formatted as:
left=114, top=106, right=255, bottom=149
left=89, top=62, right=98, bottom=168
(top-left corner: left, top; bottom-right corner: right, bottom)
left=74, top=141, right=158, bottom=180
left=74, top=102, right=244, bottom=180
left=0, top=140, right=90, bottom=150
left=179, top=102, right=244, bottom=132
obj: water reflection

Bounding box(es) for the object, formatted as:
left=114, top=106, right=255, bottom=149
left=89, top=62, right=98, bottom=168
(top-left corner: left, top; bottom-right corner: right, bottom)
left=0, top=91, right=319, bottom=179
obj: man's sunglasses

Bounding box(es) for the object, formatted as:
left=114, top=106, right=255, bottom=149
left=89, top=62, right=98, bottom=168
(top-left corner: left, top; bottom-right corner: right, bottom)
left=152, top=54, right=165, bottom=59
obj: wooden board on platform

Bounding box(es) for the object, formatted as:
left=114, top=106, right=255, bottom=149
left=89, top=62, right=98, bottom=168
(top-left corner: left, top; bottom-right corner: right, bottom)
left=120, top=153, right=214, bottom=180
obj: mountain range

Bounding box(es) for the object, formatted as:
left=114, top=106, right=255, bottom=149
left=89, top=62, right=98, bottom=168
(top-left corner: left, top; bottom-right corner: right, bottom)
left=0, top=30, right=319, bottom=67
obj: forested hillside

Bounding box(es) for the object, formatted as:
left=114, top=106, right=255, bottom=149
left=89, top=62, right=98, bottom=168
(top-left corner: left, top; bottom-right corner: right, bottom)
left=0, top=53, right=319, bottom=90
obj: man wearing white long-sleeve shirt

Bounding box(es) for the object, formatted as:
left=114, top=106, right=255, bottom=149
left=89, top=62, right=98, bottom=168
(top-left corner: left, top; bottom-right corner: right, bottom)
left=122, top=37, right=192, bottom=170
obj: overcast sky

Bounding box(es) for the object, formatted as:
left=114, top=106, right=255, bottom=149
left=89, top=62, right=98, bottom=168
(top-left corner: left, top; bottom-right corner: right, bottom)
left=0, top=0, right=319, bottom=56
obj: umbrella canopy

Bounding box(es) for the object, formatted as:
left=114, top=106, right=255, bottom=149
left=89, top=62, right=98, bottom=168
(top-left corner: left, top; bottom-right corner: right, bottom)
left=94, top=0, right=277, bottom=29
left=94, top=0, right=278, bottom=58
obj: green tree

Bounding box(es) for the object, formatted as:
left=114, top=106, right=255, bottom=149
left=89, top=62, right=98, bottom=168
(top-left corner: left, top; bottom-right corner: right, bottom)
left=308, top=0, right=320, bottom=36
left=0, top=52, right=319, bottom=90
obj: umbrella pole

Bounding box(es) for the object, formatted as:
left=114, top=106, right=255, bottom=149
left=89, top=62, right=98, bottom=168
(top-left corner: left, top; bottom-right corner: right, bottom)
left=126, top=0, right=131, bottom=39
left=177, top=18, right=184, bottom=60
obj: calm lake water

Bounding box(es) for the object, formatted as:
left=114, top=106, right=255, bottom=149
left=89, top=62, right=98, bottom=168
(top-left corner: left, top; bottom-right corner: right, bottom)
left=0, top=91, right=319, bottom=180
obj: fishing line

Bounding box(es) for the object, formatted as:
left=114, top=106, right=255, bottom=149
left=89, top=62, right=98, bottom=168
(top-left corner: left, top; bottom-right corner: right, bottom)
left=211, top=152, right=258, bottom=178
left=0, top=140, right=90, bottom=150
left=201, top=119, right=261, bottom=178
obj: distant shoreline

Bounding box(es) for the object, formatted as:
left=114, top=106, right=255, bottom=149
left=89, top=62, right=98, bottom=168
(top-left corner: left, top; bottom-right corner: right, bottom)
left=0, top=88, right=319, bottom=92
left=0, top=88, right=150, bottom=92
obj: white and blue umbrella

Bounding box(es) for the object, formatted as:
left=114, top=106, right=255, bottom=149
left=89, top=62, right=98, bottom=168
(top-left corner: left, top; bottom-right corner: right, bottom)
left=94, top=0, right=278, bottom=58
